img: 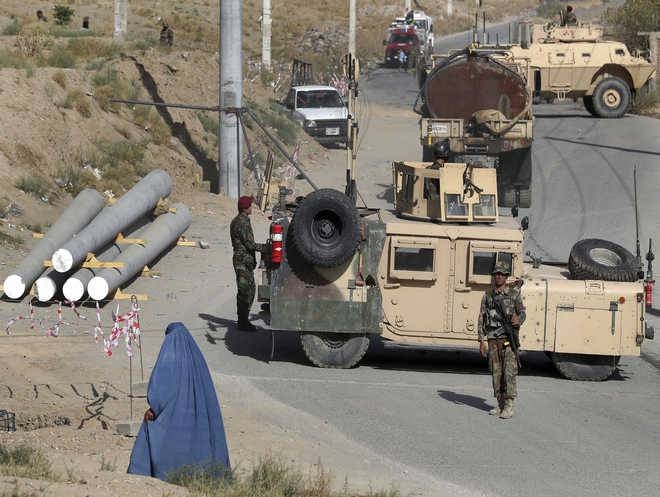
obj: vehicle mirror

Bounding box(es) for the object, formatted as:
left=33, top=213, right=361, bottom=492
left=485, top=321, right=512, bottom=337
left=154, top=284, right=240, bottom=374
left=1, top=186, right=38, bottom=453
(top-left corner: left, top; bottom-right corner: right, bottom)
left=521, top=216, right=529, bottom=231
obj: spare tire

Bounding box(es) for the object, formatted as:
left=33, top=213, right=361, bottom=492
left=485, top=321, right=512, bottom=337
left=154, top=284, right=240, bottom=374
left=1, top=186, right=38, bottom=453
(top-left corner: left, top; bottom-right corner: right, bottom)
left=290, top=188, right=360, bottom=268
left=568, top=238, right=638, bottom=282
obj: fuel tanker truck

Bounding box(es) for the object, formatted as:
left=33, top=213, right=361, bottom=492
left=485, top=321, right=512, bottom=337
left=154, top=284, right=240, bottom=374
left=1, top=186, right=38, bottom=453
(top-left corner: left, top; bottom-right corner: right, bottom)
left=416, top=48, right=533, bottom=207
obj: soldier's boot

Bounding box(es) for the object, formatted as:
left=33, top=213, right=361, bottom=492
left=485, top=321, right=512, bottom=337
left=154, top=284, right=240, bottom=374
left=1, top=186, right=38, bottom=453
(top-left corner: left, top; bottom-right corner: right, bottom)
left=489, top=396, right=503, bottom=416
left=237, top=302, right=257, bottom=332
left=499, top=398, right=515, bottom=419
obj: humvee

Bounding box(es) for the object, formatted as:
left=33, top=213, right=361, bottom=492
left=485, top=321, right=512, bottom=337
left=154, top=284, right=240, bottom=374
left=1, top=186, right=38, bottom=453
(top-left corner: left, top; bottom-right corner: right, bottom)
left=508, top=22, right=656, bottom=118
left=258, top=162, right=654, bottom=381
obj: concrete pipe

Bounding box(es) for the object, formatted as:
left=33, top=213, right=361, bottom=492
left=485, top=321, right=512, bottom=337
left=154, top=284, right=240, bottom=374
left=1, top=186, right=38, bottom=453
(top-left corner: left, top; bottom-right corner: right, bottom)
left=87, top=203, right=191, bottom=301
left=52, top=170, right=172, bottom=273
left=62, top=243, right=123, bottom=302
left=34, top=270, right=72, bottom=302
left=3, top=188, right=106, bottom=299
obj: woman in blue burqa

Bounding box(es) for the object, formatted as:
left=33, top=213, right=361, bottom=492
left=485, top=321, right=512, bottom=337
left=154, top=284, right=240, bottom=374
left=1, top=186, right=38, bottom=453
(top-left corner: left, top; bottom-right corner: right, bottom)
left=127, top=322, right=230, bottom=480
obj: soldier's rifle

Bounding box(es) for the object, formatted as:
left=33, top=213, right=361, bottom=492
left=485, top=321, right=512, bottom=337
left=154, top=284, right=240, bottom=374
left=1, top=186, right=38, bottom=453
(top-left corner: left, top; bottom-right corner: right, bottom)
left=493, top=296, right=521, bottom=368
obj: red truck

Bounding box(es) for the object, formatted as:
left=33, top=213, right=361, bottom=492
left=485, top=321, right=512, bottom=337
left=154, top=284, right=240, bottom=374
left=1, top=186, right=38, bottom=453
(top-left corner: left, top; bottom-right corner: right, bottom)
left=383, top=27, right=420, bottom=68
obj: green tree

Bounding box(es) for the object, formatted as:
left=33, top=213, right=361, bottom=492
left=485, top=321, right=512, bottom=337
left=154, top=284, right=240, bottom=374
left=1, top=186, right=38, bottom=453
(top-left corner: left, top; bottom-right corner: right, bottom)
left=53, top=5, right=75, bottom=26
left=603, top=0, right=660, bottom=51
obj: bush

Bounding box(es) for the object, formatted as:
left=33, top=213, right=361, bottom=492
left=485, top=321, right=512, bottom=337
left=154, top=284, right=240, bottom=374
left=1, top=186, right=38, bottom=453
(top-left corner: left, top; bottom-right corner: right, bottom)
left=166, top=454, right=400, bottom=497
left=632, top=86, right=659, bottom=115
left=52, top=70, right=67, bottom=88
left=66, top=38, right=120, bottom=59
left=0, top=444, right=52, bottom=480
left=0, top=49, right=28, bottom=69
left=62, top=89, right=91, bottom=117
left=15, top=30, right=50, bottom=57
left=53, top=6, right=75, bottom=26
left=94, top=84, right=116, bottom=111
left=2, top=18, right=21, bottom=36
left=54, top=165, right=96, bottom=195
left=46, top=46, right=76, bottom=68
left=603, top=0, right=659, bottom=51
left=14, top=176, right=52, bottom=201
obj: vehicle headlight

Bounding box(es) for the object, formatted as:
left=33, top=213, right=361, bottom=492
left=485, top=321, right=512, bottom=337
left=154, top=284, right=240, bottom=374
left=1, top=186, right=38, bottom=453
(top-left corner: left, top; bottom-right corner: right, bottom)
left=306, top=120, right=317, bottom=128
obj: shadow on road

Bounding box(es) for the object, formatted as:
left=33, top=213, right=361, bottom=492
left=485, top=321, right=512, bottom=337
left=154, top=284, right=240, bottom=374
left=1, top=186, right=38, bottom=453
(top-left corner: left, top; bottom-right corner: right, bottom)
left=197, top=312, right=309, bottom=366
left=375, top=183, right=394, bottom=203
left=437, top=390, right=492, bottom=412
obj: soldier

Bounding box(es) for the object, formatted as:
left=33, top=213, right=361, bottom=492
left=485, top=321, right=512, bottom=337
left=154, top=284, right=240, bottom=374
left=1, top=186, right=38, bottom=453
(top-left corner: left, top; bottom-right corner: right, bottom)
left=424, top=139, right=449, bottom=199
left=230, top=196, right=265, bottom=332
left=562, top=5, right=578, bottom=27
left=478, top=261, right=526, bottom=419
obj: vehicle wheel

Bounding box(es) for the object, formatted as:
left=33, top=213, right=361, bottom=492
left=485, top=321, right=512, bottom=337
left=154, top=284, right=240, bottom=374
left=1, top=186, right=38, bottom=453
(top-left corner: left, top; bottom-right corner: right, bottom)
left=301, top=332, right=370, bottom=368
left=568, top=238, right=638, bottom=282
left=582, top=95, right=597, bottom=116
left=550, top=353, right=620, bottom=381
left=291, top=188, right=360, bottom=268
left=592, top=77, right=631, bottom=118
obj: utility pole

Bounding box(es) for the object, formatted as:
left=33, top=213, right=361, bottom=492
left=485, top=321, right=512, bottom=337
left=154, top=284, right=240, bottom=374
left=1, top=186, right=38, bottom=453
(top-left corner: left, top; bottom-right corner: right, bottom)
left=447, top=0, right=453, bottom=17
left=113, top=0, right=127, bottom=40
left=219, top=0, right=242, bottom=198
left=349, top=0, right=357, bottom=58
left=262, top=0, right=272, bottom=70
left=404, top=0, right=412, bottom=12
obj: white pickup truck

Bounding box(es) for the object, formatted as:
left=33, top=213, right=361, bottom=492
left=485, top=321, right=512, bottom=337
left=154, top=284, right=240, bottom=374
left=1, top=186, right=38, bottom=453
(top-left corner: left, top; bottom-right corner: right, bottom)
left=282, top=85, right=348, bottom=147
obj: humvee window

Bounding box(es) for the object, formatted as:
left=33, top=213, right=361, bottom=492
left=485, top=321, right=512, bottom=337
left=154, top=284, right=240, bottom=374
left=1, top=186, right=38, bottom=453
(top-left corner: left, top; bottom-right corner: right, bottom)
left=472, top=251, right=513, bottom=276
left=423, top=178, right=440, bottom=199
left=473, top=194, right=496, bottom=218
left=401, top=173, right=415, bottom=203
left=394, top=247, right=434, bottom=272
left=445, top=193, right=467, bottom=218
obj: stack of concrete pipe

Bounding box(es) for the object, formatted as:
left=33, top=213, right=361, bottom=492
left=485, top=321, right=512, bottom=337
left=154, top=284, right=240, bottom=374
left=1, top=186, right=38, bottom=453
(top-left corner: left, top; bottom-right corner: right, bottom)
left=2, top=169, right=191, bottom=302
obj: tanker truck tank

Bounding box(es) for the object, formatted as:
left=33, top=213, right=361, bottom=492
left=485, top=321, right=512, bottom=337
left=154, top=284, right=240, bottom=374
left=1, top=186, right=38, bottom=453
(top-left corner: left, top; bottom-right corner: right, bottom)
left=417, top=50, right=534, bottom=208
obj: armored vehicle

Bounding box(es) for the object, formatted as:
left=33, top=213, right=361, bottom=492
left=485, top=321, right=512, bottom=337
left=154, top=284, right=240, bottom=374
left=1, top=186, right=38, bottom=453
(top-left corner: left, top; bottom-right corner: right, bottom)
left=416, top=49, right=533, bottom=207
left=509, top=22, right=656, bottom=118
left=258, top=162, right=654, bottom=381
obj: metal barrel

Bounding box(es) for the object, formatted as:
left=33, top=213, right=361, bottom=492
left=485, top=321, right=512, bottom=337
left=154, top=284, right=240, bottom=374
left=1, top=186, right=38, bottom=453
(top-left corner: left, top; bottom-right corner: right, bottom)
left=423, top=52, right=529, bottom=120
left=2, top=188, right=106, bottom=299
left=87, top=203, right=192, bottom=301
left=51, top=170, right=172, bottom=273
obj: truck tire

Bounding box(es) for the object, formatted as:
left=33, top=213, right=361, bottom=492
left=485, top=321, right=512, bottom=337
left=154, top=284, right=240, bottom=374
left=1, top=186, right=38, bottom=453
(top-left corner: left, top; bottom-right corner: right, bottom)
left=568, top=238, right=638, bottom=282
left=291, top=188, right=360, bottom=268
left=591, top=77, right=631, bottom=118
left=301, top=332, right=370, bottom=368
left=550, top=353, right=619, bottom=381
left=582, top=95, right=597, bottom=116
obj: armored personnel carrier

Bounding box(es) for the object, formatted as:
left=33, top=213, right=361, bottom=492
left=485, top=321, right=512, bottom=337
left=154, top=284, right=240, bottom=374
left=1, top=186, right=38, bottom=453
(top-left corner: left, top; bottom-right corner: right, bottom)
left=509, top=22, right=656, bottom=118
left=257, top=162, right=653, bottom=381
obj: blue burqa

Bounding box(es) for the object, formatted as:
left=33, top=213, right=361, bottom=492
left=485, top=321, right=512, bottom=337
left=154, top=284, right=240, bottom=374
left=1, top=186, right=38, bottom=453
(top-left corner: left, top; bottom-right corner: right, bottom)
left=127, top=322, right=230, bottom=480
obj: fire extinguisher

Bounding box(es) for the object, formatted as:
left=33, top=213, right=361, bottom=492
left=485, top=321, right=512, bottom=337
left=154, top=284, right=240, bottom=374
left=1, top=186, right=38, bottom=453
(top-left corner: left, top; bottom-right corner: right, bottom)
left=645, top=238, right=655, bottom=311
left=270, top=223, right=283, bottom=265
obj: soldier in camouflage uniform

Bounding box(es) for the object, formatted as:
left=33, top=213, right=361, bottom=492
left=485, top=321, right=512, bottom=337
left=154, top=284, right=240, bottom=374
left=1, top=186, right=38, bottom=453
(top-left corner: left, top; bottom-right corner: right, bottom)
left=230, top=196, right=264, bottom=332
left=478, top=261, right=526, bottom=419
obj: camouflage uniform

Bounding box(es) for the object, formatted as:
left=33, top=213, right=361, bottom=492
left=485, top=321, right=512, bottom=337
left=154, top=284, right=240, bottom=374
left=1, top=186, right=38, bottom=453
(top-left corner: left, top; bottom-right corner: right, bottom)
left=562, top=9, right=578, bottom=26
left=478, top=263, right=526, bottom=417
left=230, top=211, right=263, bottom=329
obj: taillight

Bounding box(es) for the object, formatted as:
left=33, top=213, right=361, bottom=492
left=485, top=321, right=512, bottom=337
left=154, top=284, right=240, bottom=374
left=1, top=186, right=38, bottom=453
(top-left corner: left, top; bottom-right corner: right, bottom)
left=270, top=223, right=283, bottom=264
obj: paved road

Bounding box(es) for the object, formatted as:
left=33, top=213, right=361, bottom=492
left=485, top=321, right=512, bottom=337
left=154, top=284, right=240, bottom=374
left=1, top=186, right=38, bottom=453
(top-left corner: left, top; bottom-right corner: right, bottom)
left=199, top=26, right=660, bottom=495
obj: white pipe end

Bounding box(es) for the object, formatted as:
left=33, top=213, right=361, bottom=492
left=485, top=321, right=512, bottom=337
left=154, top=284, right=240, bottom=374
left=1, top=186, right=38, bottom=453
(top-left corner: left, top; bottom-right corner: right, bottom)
left=88, top=277, right=109, bottom=301
left=35, top=277, right=57, bottom=302
left=63, top=278, right=85, bottom=302
left=52, top=249, right=74, bottom=273
left=3, top=274, right=26, bottom=299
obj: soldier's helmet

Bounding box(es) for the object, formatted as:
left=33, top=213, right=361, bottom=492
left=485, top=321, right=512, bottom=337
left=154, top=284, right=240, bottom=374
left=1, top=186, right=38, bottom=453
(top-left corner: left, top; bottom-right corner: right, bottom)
left=492, top=261, right=510, bottom=275
left=433, top=139, right=450, bottom=160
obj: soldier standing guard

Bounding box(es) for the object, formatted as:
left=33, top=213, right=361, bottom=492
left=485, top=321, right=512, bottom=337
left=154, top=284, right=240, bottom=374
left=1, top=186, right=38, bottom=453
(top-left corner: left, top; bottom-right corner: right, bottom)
left=478, top=261, right=526, bottom=419
left=230, top=196, right=264, bottom=332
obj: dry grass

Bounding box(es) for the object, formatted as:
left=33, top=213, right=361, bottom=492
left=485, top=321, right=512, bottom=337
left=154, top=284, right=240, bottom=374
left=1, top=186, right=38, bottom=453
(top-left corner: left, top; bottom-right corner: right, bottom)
left=0, top=444, right=53, bottom=480
left=52, top=69, right=67, bottom=88
left=62, top=88, right=92, bottom=117
left=167, top=455, right=400, bottom=497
